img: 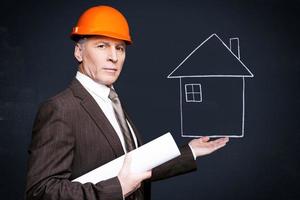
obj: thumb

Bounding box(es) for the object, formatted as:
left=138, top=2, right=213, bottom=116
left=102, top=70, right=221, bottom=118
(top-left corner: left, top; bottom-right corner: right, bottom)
left=122, top=153, right=132, bottom=170
left=200, top=136, right=210, bottom=142
left=140, top=170, right=152, bottom=181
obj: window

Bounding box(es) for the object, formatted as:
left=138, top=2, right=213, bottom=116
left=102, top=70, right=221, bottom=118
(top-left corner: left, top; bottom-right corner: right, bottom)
left=185, top=84, right=202, bottom=102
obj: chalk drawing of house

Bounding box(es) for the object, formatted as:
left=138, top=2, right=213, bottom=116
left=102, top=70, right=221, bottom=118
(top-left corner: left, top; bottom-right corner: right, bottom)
left=167, top=33, right=254, bottom=138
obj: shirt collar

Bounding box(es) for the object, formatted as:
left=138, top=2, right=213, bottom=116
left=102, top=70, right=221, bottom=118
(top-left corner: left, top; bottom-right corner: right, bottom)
left=75, top=71, right=110, bottom=101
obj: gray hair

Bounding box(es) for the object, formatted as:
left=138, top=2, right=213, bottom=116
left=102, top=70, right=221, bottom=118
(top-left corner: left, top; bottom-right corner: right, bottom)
left=77, top=37, right=87, bottom=45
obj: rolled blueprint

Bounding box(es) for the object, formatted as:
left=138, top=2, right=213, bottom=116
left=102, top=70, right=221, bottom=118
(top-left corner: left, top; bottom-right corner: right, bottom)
left=72, top=132, right=180, bottom=184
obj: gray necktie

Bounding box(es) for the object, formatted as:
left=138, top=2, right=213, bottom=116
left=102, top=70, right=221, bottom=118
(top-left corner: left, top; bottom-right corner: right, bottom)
left=109, top=88, right=136, bottom=152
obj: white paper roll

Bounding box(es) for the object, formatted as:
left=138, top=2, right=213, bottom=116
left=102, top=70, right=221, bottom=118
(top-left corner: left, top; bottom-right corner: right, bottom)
left=72, top=132, right=180, bottom=184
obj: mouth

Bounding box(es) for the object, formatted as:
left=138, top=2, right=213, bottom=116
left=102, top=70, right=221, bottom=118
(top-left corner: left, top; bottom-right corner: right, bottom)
left=103, top=68, right=117, bottom=73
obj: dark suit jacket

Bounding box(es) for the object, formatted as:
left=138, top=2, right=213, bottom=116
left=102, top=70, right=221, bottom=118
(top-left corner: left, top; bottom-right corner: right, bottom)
left=26, top=79, right=197, bottom=200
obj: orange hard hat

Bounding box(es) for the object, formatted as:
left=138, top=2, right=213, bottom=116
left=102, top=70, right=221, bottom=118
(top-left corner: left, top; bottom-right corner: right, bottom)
left=71, top=5, right=132, bottom=44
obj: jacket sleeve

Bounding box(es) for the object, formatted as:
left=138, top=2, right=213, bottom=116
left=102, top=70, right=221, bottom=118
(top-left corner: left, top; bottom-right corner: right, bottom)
left=25, top=100, right=123, bottom=200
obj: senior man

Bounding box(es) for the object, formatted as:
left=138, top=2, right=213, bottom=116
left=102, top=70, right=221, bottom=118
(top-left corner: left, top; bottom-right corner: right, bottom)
left=26, top=5, right=229, bottom=200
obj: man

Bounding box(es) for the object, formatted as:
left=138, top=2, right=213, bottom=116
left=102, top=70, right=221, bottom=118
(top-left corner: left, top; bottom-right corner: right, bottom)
left=25, top=5, right=229, bottom=200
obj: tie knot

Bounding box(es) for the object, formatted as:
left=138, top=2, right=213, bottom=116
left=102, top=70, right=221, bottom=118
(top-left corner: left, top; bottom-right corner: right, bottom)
left=109, top=88, right=118, bottom=101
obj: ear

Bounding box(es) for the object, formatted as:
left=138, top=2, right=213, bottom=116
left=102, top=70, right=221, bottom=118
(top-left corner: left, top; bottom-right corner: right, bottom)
left=74, top=44, right=83, bottom=62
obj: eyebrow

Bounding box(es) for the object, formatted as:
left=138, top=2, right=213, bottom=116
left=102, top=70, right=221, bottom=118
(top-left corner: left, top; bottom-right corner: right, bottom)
left=94, top=41, right=125, bottom=47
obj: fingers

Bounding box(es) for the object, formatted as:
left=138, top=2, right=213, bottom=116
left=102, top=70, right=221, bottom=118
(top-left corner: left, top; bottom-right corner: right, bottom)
left=134, top=171, right=151, bottom=190
left=214, top=137, right=229, bottom=145
left=210, top=137, right=229, bottom=150
left=201, top=137, right=229, bottom=144
left=220, top=137, right=229, bottom=142
left=118, top=154, right=151, bottom=197
left=121, top=154, right=152, bottom=181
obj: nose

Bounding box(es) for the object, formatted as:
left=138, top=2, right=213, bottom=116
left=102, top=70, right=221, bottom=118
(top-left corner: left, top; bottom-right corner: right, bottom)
left=108, top=47, right=118, bottom=63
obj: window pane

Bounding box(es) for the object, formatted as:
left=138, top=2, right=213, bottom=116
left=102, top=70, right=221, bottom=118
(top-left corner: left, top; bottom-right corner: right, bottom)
left=185, top=84, right=193, bottom=92
left=194, top=93, right=202, bottom=102
left=186, top=93, right=194, bottom=102
left=193, top=84, right=201, bottom=92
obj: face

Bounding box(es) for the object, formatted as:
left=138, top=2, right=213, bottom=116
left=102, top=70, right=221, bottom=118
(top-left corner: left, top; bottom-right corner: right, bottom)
left=74, top=36, right=126, bottom=86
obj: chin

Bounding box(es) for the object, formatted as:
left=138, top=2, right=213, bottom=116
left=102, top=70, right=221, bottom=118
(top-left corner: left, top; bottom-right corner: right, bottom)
left=93, top=75, right=116, bottom=86
left=102, top=79, right=117, bottom=86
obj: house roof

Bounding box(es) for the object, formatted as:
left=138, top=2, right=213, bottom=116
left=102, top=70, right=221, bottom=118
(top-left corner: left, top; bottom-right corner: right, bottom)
left=167, top=33, right=254, bottom=78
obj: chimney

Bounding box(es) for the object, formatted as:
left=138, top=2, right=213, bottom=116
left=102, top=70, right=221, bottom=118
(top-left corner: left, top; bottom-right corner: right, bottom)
left=230, top=37, right=240, bottom=59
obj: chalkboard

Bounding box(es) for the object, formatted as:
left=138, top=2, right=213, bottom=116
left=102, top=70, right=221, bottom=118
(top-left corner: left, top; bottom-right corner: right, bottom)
left=0, top=1, right=299, bottom=199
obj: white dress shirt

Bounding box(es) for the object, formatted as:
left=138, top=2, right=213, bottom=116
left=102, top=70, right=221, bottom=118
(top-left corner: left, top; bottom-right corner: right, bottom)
left=76, top=71, right=138, bottom=153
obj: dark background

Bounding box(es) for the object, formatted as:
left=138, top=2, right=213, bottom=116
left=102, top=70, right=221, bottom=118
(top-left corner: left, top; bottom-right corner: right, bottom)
left=0, top=0, right=299, bottom=199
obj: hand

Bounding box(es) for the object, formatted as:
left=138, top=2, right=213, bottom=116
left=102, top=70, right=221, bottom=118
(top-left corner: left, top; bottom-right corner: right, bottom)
left=189, top=137, right=229, bottom=158
left=117, top=153, right=152, bottom=197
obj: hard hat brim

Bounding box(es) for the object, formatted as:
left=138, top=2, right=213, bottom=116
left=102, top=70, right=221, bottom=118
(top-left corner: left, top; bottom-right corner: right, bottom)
left=70, top=33, right=132, bottom=45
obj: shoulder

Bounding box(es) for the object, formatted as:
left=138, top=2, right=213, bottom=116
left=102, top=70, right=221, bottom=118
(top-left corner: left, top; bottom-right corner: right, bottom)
left=41, top=79, right=85, bottom=110
left=34, top=79, right=90, bottom=123
left=39, top=88, right=73, bottom=109
left=36, top=83, right=83, bottom=119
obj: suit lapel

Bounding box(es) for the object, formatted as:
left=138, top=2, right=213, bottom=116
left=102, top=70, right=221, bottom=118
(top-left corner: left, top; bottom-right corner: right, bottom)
left=69, top=79, right=125, bottom=157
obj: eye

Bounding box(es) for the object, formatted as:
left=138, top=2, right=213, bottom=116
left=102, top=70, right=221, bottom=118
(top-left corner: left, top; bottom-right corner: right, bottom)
left=97, top=44, right=106, bottom=48
left=116, top=46, right=125, bottom=52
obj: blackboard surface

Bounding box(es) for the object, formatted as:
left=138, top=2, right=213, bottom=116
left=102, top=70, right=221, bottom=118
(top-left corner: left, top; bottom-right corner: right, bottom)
left=0, top=1, right=299, bottom=199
